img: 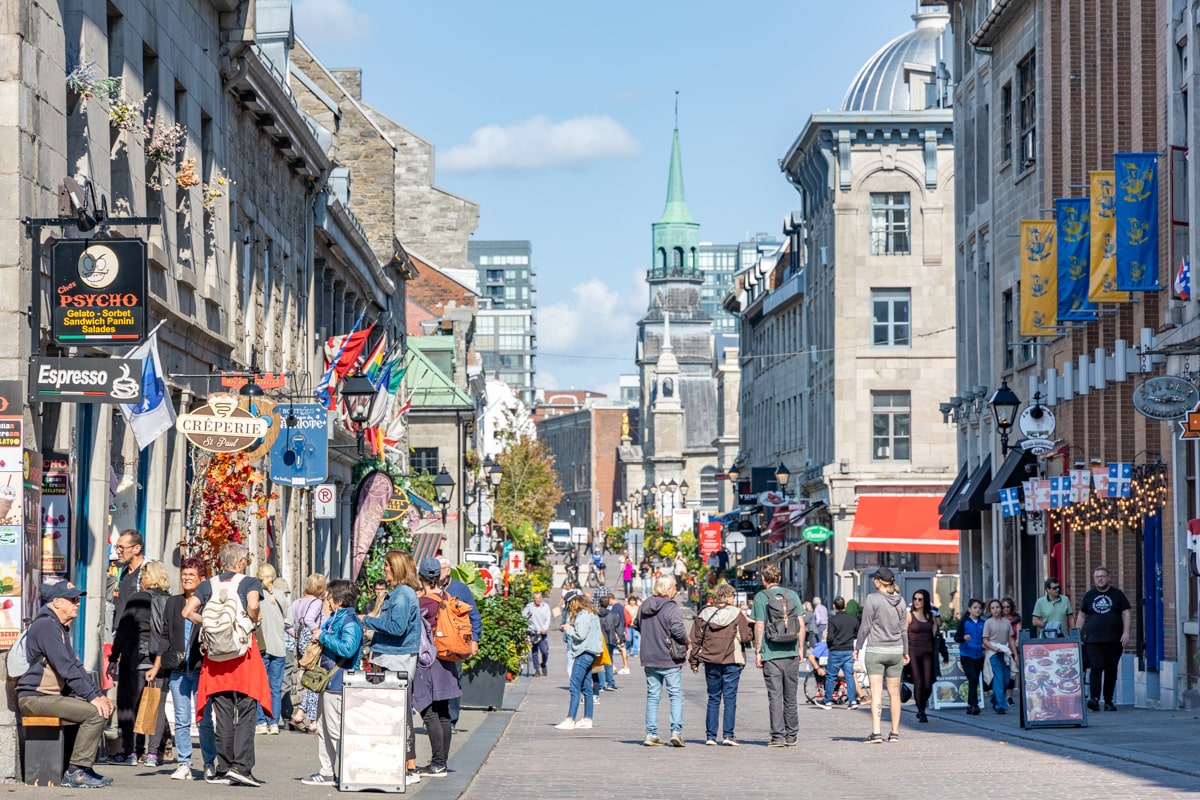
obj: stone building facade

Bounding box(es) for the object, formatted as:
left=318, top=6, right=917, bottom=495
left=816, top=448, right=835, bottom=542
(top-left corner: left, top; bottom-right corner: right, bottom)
left=540, top=403, right=630, bottom=534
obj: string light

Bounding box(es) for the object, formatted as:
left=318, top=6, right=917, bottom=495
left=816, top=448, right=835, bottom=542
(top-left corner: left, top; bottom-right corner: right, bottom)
left=1050, top=462, right=1168, bottom=533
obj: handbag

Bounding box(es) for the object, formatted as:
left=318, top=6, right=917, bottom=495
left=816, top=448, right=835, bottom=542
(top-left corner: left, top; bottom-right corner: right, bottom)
left=159, top=649, right=186, bottom=671
left=594, top=642, right=612, bottom=670
left=300, top=666, right=336, bottom=693
left=133, top=682, right=162, bottom=735
left=299, top=640, right=323, bottom=671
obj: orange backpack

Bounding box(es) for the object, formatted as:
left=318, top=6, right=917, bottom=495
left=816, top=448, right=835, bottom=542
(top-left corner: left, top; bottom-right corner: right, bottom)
left=433, top=590, right=475, bottom=661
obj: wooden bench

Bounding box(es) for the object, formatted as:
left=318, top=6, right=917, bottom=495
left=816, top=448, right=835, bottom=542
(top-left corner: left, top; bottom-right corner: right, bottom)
left=20, top=716, right=65, bottom=786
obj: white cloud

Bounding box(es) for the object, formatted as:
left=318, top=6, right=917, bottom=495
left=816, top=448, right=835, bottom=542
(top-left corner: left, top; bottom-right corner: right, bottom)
left=440, top=115, right=641, bottom=172
left=293, top=0, right=372, bottom=52
left=536, top=273, right=644, bottom=392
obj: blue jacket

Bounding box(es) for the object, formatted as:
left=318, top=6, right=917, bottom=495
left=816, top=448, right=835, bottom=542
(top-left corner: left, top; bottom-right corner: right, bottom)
left=955, top=615, right=987, bottom=660
left=17, top=607, right=103, bottom=701
left=363, top=584, right=421, bottom=655
left=318, top=607, right=363, bottom=693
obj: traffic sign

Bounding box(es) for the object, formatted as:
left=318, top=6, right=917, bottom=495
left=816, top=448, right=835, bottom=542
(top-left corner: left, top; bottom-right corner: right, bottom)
left=507, top=549, right=526, bottom=575
left=314, top=483, right=337, bottom=519
left=479, top=567, right=497, bottom=596
left=467, top=498, right=493, bottom=528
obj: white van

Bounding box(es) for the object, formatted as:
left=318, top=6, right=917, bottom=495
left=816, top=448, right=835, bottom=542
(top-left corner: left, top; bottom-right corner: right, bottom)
left=547, top=521, right=572, bottom=553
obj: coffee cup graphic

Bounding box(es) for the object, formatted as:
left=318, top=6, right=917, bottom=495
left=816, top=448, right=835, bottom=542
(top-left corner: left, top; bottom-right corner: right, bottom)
left=110, top=364, right=139, bottom=401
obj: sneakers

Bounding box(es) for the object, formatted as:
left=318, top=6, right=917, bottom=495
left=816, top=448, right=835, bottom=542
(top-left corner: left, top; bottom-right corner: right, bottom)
left=302, top=773, right=335, bottom=785
left=573, top=718, right=593, bottom=729
left=268, top=723, right=280, bottom=735
left=705, top=738, right=718, bottom=746
left=417, top=765, right=448, bottom=778
left=255, top=723, right=269, bottom=735
left=784, top=738, right=798, bottom=746
left=224, top=768, right=262, bottom=787
left=554, top=718, right=577, bottom=730
left=63, top=767, right=113, bottom=788
left=721, top=737, right=740, bottom=747
left=142, top=753, right=159, bottom=768
left=767, top=740, right=787, bottom=748
left=1104, top=701, right=1118, bottom=712
left=107, top=752, right=137, bottom=767
left=170, top=763, right=193, bottom=781
left=815, top=701, right=833, bottom=710
left=204, top=765, right=229, bottom=784
left=864, top=733, right=884, bottom=744
left=643, top=734, right=663, bottom=746
left=617, top=667, right=630, bottom=675
left=1087, top=699, right=1100, bottom=712
left=847, top=701, right=862, bottom=710
left=669, top=733, right=685, bottom=747
left=404, top=772, right=421, bottom=786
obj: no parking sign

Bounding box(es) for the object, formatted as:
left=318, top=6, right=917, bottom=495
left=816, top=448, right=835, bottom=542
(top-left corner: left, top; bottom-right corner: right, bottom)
left=314, top=483, right=337, bottom=519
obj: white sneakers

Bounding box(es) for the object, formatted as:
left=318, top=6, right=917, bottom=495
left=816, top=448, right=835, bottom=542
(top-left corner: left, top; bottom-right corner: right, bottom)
left=617, top=668, right=631, bottom=675
left=574, top=718, right=593, bottom=729
left=169, top=764, right=193, bottom=781
left=554, top=718, right=577, bottom=730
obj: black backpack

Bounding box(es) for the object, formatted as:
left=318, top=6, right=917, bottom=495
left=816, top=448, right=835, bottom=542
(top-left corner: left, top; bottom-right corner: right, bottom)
left=763, top=589, right=801, bottom=644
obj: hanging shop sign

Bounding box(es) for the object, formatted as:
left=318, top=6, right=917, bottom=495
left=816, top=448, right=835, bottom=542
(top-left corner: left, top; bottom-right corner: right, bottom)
left=380, top=482, right=411, bottom=523
left=29, top=357, right=143, bottom=404
left=238, top=397, right=280, bottom=463
left=1018, top=404, right=1057, bottom=438
left=176, top=394, right=269, bottom=453
left=1132, top=376, right=1199, bottom=422
left=1179, top=402, right=1200, bottom=440
left=268, top=404, right=328, bottom=487
left=51, top=239, right=147, bottom=346
left=220, top=372, right=287, bottom=391
left=801, top=525, right=834, bottom=543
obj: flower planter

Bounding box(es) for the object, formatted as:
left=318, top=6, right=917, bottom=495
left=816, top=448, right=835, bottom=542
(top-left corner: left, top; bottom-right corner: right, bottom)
left=459, top=659, right=507, bottom=711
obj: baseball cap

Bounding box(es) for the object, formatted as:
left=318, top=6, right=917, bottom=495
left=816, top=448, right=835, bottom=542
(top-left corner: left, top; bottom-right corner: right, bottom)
left=870, top=566, right=896, bottom=583
left=42, top=581, right=85, bottom=603
left=563, top=588, right=583, bottom=604
left=418, top=557, right=442, bottom=580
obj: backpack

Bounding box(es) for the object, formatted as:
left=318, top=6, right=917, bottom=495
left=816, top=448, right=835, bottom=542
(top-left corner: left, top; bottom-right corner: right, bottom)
left=6, top=628, right=30, bottom=678
left=432, top=590, right=475, bottom=662
left=763, top=588, right=802, bottom=644
left=200, top=574, right=256, bottom=661
left=416, top=615, right=437, bottom=670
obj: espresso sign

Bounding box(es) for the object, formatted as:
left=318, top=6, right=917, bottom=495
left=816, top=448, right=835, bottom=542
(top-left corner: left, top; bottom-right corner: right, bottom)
left=51, top=239, right=148, bottom=346
left=30, top=357, right=143, bottom=404
left=176, top=394, right=270, bottom=453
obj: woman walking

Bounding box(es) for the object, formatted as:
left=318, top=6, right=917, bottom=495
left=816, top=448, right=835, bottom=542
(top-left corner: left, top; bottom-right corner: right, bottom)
left=625, top=596, right=641, bottom=656
left=290, top=574, right=327, bottom=733
left=157, top=558, right=216, bottom=780
left=621, top=553, right=634, bottom=598
left=854, top=567, right=909, bottom=743
left=639, top=556, right=654, bottom=599
left=954, top=599, right=987, bottom=715
left=255, top=564, right=290, bottom=735
left=906, top=589, right=938, bottom=723
left=111, top=560, right=170, bottom=764
left=555, top=588, right=602, bottom=730
left=688, top=583, right=752, bottom=746
left=983, top=598, right=1017, bottom=714
left=412, top=559, right=461, bottom=777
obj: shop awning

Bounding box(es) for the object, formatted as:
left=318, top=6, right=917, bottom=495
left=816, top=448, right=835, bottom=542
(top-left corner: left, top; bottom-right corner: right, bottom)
left=938, top=463, right=970, bottom=515
left=849, top=495, right=959, bottom=554
left=984, top=448, right=1036, bottom=504
left=940, top=456, right=991, bottom=531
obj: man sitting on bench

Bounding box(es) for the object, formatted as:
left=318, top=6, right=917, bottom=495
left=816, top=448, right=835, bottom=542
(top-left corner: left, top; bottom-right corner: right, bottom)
left=16, top=581, right=116, bottom=788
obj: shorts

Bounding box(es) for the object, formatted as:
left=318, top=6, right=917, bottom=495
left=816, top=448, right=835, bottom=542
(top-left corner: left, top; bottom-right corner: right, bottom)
left=864, top=650, right=904, bottom=678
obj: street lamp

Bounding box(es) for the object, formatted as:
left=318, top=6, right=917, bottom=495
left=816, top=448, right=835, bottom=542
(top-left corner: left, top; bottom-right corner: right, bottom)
left=679, top=480, right=689, bottom=502
left=432, top=465, right=456, bottom=524
left=487, top=457, right=504, bottom=495
left=727, top=456, right=743, bottom=484
left=988, top=381, right=1021, bottom=455
left=341, top=371, right=378, bottom=455
left=775, top=462, right=791, bottom=495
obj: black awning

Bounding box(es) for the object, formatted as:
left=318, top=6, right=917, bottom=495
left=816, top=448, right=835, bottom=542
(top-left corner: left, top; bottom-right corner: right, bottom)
left=939, top=462, right=970, bottom=514
left=940, top=456, right=991, bottom=531
left=984, top=448, right=1036, bottom=504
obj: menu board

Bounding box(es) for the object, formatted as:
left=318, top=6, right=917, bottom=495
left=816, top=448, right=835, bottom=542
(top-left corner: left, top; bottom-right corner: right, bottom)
left=1020, top=638, right=1087, bottom=728
left=340, top=670, right=409, bottom=792
left=932, top=641, right=975, bottom=709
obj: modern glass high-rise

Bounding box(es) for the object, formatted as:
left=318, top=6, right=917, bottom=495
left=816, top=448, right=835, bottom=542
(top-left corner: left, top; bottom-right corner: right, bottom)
left=468, top=240, right=537, bottom=406
left=698, top=235, right=781, bottom=334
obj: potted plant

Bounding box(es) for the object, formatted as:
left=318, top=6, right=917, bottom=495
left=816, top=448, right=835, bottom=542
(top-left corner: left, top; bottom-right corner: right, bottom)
left=457, top=566, right=531, bottom=710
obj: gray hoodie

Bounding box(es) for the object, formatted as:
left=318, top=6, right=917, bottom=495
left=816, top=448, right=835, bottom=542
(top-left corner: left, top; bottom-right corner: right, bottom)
left=633, top=595, right=688, bottom=668
left=855, top=590, right=909, bottom=655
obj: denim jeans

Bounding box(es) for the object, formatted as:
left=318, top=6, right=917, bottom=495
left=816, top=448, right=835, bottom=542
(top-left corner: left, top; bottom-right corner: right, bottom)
left=990, top=653, right=1011, bottom=711
left=825, top=650, right=857, bottom=704
left=641, top=577, right=653, bottom=598
left=627, top=628, right=641, bottom=656
left=257, top=653, right=286, bottom=724
left=644, top=666, right=683, bottom=736
left=168, top=669, right=215, bottom=766
left=567, top=652, right=596, bottom=720
left=703, top=663, right=742, bottom=740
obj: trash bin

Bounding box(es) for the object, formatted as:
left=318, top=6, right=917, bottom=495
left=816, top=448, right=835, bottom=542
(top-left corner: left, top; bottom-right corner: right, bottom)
left=339, top=670, right=410, bottom=793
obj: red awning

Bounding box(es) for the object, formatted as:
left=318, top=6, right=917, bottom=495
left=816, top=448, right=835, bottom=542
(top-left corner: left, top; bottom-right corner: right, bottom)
left=848, top=496, right=959, bottom=554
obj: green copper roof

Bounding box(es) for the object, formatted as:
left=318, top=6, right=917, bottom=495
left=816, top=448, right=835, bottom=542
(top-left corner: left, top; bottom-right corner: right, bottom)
left=404, top=338, right=472, bottom=409
left=657, top=129, right=695, bottom=225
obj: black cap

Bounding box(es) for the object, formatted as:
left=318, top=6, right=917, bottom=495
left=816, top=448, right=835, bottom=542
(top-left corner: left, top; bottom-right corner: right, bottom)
left=563, top=588, right=583, bottom=604
left=870, top=566, right=896, bottom=583
left=41, top=581, right=85, bottom=603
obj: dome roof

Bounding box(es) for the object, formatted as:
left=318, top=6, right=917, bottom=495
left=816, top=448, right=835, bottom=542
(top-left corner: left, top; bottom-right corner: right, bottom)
left=842, top=10, right=949, bottom=112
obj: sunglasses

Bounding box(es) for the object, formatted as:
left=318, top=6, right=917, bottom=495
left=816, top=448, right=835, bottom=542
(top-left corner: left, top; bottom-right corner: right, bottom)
left=1049, top=586, right=1060, bottom=591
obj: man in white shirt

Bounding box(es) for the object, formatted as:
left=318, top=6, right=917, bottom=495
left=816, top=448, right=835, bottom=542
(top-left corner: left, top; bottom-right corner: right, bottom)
left=522, top=592, right=552, bottom=676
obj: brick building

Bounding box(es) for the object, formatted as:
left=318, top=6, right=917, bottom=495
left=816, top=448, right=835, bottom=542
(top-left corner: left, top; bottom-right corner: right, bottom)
left=539, top=403, right=636, bottom=534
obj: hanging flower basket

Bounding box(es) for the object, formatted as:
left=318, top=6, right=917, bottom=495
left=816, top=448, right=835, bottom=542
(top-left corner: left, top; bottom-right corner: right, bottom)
left=144, top=118, right=186, bottom=190
left=108, top=93, right=147, bottom=134
left=66, top=59, right=121, bottom=113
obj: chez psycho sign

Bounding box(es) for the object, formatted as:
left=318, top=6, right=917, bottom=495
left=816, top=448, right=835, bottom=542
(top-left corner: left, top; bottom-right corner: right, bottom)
left=51, top=240, right=148, bottom=346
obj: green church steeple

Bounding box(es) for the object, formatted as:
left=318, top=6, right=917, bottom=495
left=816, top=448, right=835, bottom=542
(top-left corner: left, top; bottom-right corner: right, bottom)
left=658, top=128, right=696, bottom=225
left=650, top=101, right=701, bottom=282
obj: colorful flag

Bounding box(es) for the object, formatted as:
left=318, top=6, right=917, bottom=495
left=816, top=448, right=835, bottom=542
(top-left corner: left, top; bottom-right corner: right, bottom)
left=1032, top=479, right=1052, bottom=511
left=1022, top=480, right=1036, bottom=513
left=1055, top=198, right=1096, bottom=321
left=1070, top=469, right=1092, bottom=503
left=1088, top=170, right=1128, bottom=303
left=119, top=322, right=177, bottom=450
left=325, top=325, right=374, bottom=383
left=1020, top=220, right=1058, bottom=337
left=1091, top=466, right=1111, bottom=498
left=1175, top=256, right=1191, bottom=301
left=315, top=310, right=367, bottom=407
left=999, top=487, right=1022, bottom=518
left=1049, top=476, right=1072, bottom=508
left=1114, top=152, right=1160, bottom=291
left=1108, top=462, right=1133, bottom=499
left=360, top=337, right=388, bottom=385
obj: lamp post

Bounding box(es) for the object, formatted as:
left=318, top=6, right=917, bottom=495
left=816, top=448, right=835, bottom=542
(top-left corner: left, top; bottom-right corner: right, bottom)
left=988, top=381, right=1021, bottom=455
left=774, top=462, right=791, bottom=498
left=341, top=371, right=378, bottom=456
left=432, top=465, right=456, bottom=524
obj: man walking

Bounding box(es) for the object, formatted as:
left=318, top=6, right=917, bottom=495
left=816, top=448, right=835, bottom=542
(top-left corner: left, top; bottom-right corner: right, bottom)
left=811, top=595, right=828, bottom=643
left=108, top=529, right=147, bottom=763
left=751, top=565, right=804, bottom=746
left=1031, top=578, right=1072, bottom=638
left=1075, top=566, right=1130, bottom=712
left=633, top=576, right=689, bottom=747
left=17, top=582, right=116, bottom=788
left=182, top=542, right=270, bottom=786
left=522, top=592, right=551, bottom=676
left=818, top=596, right=860, bottom=710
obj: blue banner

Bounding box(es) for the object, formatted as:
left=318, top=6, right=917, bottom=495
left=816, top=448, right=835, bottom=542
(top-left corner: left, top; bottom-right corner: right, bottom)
left=1055, top=198, right=1096, bottom=321
left=269, top=404, right=329, bottom=487
left=1114, top=152, right=1160, bottom=291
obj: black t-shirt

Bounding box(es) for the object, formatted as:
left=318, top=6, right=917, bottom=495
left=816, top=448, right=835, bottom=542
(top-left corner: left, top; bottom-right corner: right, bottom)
left=1079, top=587, right=1130, bottom=643
left=193, top=572, right=262, bottom=609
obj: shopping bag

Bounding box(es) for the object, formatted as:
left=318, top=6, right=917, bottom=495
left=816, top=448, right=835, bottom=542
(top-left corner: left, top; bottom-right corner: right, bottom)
left=133, top=683, right=162, bottom=735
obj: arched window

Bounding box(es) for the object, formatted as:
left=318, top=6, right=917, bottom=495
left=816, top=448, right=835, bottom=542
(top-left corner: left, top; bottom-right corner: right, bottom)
left=700, top=466, right=719, bottom=506
left=672, top=247, right=684, bottom=274
left=657, top=247, right=667, bottom=273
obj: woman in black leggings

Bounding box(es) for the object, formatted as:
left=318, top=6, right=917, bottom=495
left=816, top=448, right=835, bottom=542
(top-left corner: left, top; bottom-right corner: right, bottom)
left=906, top=589, right=937, bottom=722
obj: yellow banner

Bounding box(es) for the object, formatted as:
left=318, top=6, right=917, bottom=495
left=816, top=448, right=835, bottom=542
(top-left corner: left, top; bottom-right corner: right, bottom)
left=1020, top=220, right=1058, bottom=337
left=1088, top=170, right=1129, bottom=303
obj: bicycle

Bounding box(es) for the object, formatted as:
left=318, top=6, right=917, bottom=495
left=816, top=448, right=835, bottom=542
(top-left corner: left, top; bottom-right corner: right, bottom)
left=585, top=566, right=601, bottom=588
left=804, top=667, right=871, bottom=706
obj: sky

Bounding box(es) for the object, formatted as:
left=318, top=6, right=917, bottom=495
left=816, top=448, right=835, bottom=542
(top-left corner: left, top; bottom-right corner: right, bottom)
left=293, top=1, right=929, bottom=396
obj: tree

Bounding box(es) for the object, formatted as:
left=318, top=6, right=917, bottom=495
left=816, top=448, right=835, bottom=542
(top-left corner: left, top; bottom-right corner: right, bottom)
left=493, top=432, right=562, bottom=535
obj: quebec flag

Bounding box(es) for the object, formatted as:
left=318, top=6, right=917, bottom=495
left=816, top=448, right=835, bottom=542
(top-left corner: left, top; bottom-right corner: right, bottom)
left=999, top=487, right=1022, bottom=518
left=1107, top=462, right=1133, bottom=499
left=119, top=323, right=177, bottom=450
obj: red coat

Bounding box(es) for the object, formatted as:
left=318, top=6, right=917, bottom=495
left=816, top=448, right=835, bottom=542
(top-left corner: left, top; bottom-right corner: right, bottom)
left=195, top=645, right=271, bottom=719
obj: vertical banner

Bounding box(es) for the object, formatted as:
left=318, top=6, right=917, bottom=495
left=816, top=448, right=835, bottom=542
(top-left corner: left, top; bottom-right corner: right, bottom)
left=1114, top=152, right=1160, bottom=291
left=1055, top=198, right=1096, bottom=321
left=40, top=455, right=70, bottom=579
left=1020, top=220, right=1058, bottom=337
left=1088, top=170, right=1127, bottom=303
